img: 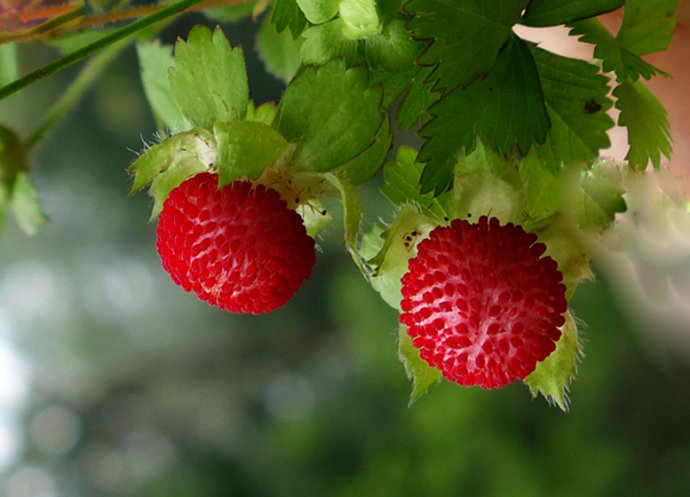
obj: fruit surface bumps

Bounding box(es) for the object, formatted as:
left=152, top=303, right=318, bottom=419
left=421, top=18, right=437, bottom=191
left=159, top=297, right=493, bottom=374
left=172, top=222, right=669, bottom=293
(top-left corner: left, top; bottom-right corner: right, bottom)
left=400, top=216, right=568, bottom=389
left=156, top=173, right=316, bottom=314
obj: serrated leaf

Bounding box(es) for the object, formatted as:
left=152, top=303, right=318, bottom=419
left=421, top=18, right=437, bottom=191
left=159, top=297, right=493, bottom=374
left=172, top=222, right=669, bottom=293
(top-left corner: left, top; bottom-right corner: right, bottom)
left=275, top=59, right=384, bottom=173
left=380, top=146, right=450, bottom=222
left=530, top=46, right=614, bottom=166
left=525, top=311, right=580, bottom=411
left=329, top=115, right=391, bottom=185
left=137, top=41, right=188, bottom=131
left=398, top=324, right=443, bottom=405
left=406, top=0, right=528, bottom=91
left=617, top=0, right=678, bottom=56
left=296, top=0, right=339, bottom=24
left=300, top=19, right=362, bottom=66
left=367, top=205, right=435, bottom=310
left=214, top=121, right=289, bottom=187
left=396, top=68, right=437, bottom=130
left=10, top=172, right=48, bottom=235
left=256, top=13, right=303, bottom=83
left=272, top=0, right=308, bottom=38
left=568, top=18, right=665, bottom=81
left=0, top=43, right=18, bottom=86
left=614, top=80, right=673, bottom=170
left=521, top=0, right=623, bottom=27
left=169, top=25, right=248, bottom=129
left=419, top=35, right=548, bottom=194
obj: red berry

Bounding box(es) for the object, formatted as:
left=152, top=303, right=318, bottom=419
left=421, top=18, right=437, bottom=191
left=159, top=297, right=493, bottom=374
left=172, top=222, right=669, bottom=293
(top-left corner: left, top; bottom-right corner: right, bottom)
left=156, top=173, right=316, bottom=314
left=400, top=216, right=567, bottom=389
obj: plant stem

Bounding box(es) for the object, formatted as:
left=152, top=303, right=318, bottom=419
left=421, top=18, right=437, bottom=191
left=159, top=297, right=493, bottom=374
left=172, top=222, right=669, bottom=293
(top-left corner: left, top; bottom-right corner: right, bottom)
left=0, top=0, right=204, bottom=102
left=25, top=39, right=128, bottom=151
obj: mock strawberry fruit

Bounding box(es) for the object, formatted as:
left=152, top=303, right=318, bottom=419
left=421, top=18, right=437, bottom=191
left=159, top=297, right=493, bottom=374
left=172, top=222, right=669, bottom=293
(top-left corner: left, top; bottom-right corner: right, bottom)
left=156, top=173, right=316, bottom=314
left=400, top=216, right=567, bottom=389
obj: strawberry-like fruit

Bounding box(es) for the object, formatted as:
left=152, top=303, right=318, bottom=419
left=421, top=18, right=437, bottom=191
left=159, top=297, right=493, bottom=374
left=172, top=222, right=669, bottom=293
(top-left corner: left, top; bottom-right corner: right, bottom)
left=156, top=173, right=316, bottom=314
left=400, top=216, right=567, bottom=389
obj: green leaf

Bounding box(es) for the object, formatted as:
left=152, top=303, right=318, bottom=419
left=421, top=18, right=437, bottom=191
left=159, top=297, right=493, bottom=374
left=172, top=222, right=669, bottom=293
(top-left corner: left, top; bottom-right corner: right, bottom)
left=396, top=68, right=437, bottom=130
left=214, top=120, right=289, bottom=187
left=256, top=13, right=303, bottom=83
left=398, top=325, right=443, bottom=405
left=128, top=129, right=216, bottom=218
left=530, top=46, right=614, bottom=166
left=617, top=0, right=678, bottom=56
left=0, top=43, right=18, bottom=87
left=366, top=205, right=435, bottom=310
left=568, top=18, right=664, bottom=81
left=329, top=115, right=391, bottom=185
left=169, top=25, right=249, bottom=129
left=245, top=101, right=278, bottom=126
left=339, top=0, right=382, bottom=39
left=365, top=19, right=421, bottom=73
left=525, top=311, right=580, bottom=411
left=614, top=80, right=673, bottom=170
left=575, top=161, right=627, bottom=228
left=10, top=172, right=48, bottom=236
left=522, top=0, right=623, bottom=27
left=137, top=41, right=188, bottom=131
left=300, top=19, right=362, bottom=66
left=272, top=0, right=308, bottom=38
left=406, top=0, right=528, bottom=91
left=296, top=0, right=339, bottom=24
left=380, top=146, right=451, bottom=223
left=275, top=59, right=384, bottom=173
left=419, top=35, right=549, bottom=194
left=520, top=150, right=561, bottom=223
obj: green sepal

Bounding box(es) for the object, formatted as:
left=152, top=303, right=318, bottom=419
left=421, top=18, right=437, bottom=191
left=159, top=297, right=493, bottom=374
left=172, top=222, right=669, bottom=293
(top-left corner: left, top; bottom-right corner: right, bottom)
left=297, top=200, right=332, bottom=238
left=380, top=145, right=452, bottom=223
left=213, top=120, right=289, bottom=187
left=398, top=324, right=443, bottom=406
left=169, top=25, right=249, bottom=129
left=128, top=129, right=216, bottom=219
left=245, top=101, right=279, bottom=126
left=329, top=114, right=391, bottom=185
left=300, top=19, right=362, bottom=66
left=137, top=41, right=188, bottom=132
left=339, top=0, right=382, bottom=39
left=275, top=59, right=384, bottom=173
left=256, top=12, right=303, bottom=83
left=614, top=80, right=673, bottom=170
left=296, top=0, right=339, bottom=24
left=521, top=0, right=623, bottom=27
left=10, top=172, right=49, bottom=236
left=575, top=162, right=627, bottom=229
left=365, top=205, right=435, bottom=310
left=525, top=310, right=581, bottom=411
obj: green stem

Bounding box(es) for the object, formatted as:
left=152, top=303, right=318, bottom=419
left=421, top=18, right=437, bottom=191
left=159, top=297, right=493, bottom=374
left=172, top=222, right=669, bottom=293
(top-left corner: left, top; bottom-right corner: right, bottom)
left=0, top=0, right=204, bottom=102
left=25, top=39, right=128, bottom=151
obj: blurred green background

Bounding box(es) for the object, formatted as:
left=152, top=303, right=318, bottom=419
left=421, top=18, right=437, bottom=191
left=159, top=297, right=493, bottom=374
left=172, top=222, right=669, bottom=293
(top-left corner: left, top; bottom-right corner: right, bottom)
left=1, top=12, right=689, bottom=497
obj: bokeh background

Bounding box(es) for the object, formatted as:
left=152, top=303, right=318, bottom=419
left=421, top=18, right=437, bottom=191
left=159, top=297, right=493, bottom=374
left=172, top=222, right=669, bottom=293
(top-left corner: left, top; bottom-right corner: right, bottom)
left=1, top=8, right=689, bottom=497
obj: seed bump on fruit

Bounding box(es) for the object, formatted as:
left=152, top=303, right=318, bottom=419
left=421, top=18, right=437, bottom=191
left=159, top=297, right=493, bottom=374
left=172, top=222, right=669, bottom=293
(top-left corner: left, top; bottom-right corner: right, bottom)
left=400, top=216, right=567, bottom=389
